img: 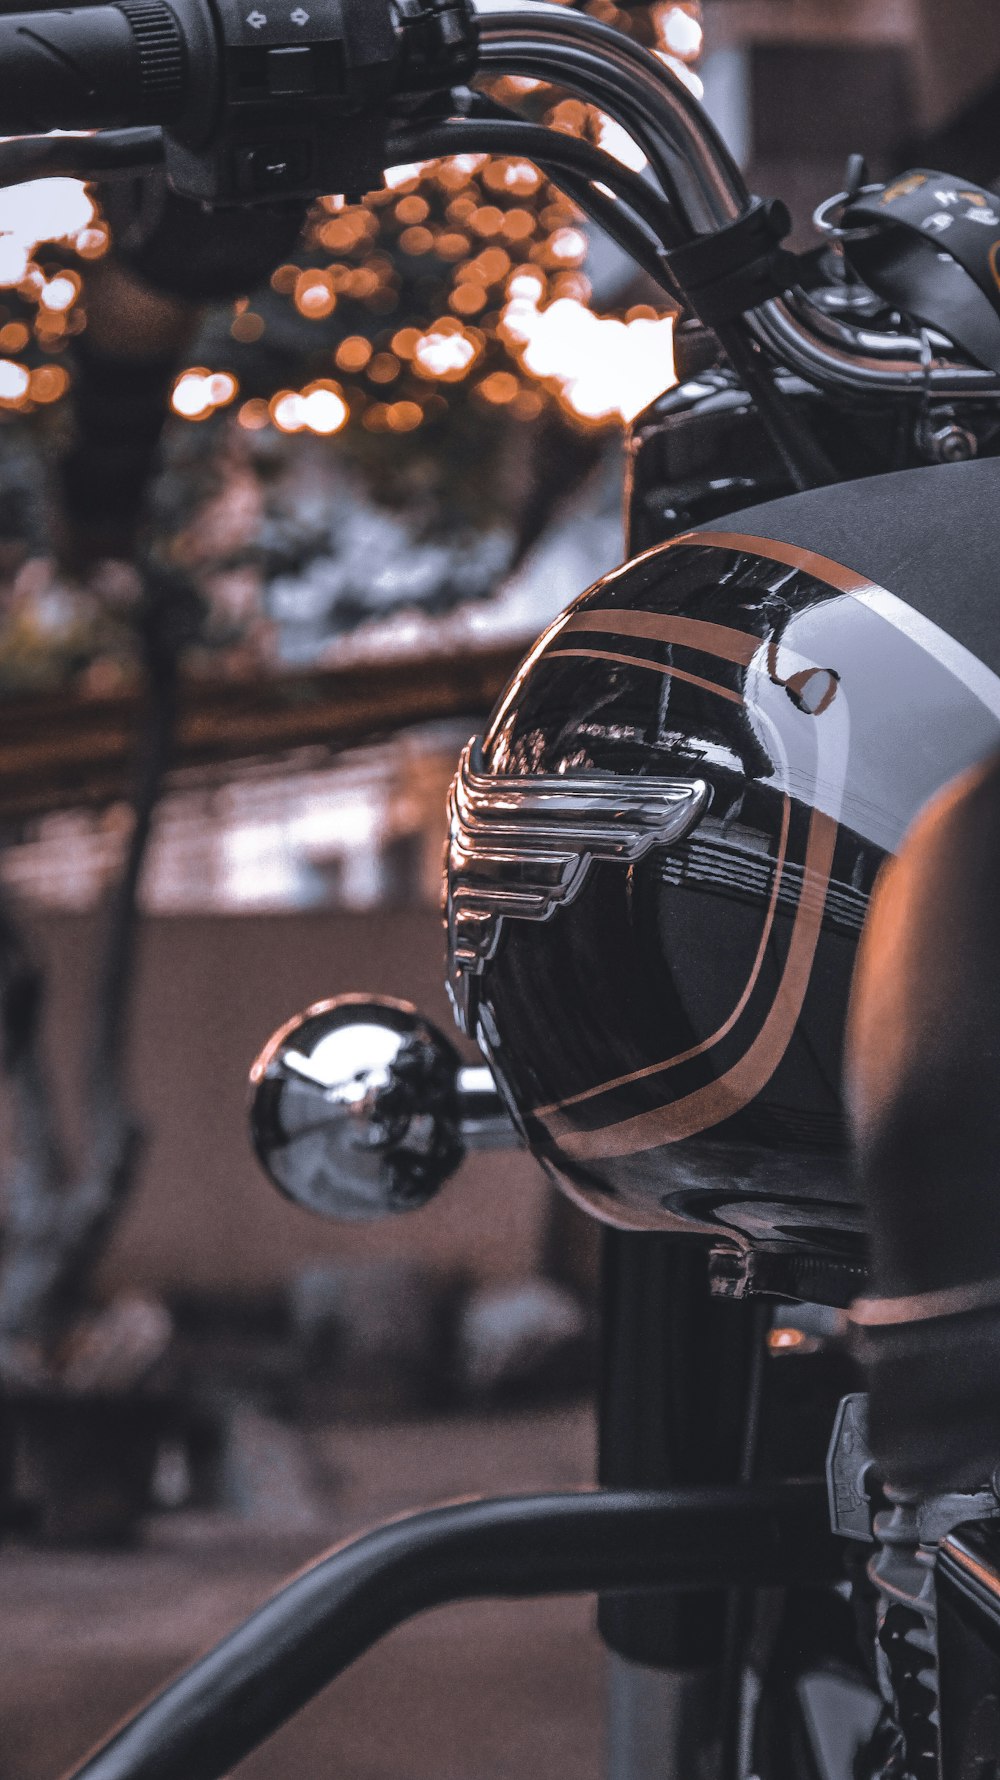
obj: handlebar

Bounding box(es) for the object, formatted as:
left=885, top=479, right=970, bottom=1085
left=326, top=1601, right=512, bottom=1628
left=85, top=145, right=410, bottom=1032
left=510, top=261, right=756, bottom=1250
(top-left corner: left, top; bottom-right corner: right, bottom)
left=474, top=0, right=746, bottom=234
left=0, top=0, right=478, bottom=203
left=0, top=0, right=992, bottom=420
left=0, top=3, right=190, bottom=134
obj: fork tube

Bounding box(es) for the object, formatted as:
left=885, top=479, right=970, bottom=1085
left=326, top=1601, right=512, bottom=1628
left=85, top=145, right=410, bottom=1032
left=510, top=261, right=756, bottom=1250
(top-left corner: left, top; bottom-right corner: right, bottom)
left=598, top=1233, right=761, bottom=1780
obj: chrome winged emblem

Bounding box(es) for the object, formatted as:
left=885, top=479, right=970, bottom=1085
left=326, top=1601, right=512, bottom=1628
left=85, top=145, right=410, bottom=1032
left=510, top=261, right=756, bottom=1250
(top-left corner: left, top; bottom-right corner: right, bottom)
left=445, top=740, right=709, bottom=1033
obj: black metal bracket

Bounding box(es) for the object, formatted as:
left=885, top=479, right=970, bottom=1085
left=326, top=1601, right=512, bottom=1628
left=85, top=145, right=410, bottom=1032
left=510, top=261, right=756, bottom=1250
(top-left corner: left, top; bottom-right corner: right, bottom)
left=63, top=1481, right=839, bottom=1780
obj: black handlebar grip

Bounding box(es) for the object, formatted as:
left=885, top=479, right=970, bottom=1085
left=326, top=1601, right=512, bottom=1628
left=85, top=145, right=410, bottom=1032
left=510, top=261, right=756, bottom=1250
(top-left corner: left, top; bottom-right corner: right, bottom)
left=0, top=0, right=187, bottom=132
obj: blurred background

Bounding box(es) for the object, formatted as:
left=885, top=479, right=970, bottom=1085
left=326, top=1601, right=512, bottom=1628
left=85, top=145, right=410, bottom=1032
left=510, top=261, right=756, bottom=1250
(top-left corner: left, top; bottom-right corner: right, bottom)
left=2, top=1, right=1000, bottom=1775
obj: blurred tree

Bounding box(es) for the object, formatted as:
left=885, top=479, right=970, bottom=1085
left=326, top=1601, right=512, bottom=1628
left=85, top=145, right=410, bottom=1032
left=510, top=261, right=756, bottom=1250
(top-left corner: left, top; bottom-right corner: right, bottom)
left=0, top=0, right=700, bottom=1383
left=0, top=5, right=698, bottom=690
left=0, top=357, right=211, bottom=1382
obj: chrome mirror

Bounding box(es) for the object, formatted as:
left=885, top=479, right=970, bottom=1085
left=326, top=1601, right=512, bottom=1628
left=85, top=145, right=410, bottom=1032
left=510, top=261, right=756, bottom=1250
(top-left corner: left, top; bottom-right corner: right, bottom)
left=249, top=994, right=516, bottom=1222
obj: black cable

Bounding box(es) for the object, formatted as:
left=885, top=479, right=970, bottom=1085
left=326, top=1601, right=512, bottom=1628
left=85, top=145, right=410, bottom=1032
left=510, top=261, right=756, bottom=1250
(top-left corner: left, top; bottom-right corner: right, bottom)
left=485, top=2, right=746, bottom=207
left=458, top=92, right=686, bottom=288
left=475, top=4, right=750, bottom=238
left=460, top=87, right=689, bottom=271
left=474, top=14, right=840, bottom=482
left=389, top=114, right=686, bottom=295
left=391, top=115, right=675, bottom=241
left=389, top=119, right=677, bottom=292
left=474, top=27, right=735, bottom=231
left=540, top=163, right=674, bottom=289
left=461, top=89, right=680, bottom=237
left=476, top=34, right=689, bottom=218
left=714, top=317, right=840, bottom=489
left=0, top=127, right=163, bottom=189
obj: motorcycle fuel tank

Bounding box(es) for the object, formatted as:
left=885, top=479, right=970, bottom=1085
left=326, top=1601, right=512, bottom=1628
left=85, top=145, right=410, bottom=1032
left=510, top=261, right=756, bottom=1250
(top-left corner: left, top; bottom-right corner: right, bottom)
left=445, top=460, right=1000, bottom=1270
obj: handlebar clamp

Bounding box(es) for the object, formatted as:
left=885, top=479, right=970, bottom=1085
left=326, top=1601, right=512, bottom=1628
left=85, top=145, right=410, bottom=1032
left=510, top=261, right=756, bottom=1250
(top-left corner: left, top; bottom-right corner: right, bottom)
left=663, top=196, right=798, bottom=329
left=393, top=0, right=478, bottom=92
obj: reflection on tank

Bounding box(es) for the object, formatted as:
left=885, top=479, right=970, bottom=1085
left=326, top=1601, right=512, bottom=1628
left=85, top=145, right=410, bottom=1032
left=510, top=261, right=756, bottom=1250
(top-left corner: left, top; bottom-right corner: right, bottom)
left=445, top=531, right=1000, bottom=1272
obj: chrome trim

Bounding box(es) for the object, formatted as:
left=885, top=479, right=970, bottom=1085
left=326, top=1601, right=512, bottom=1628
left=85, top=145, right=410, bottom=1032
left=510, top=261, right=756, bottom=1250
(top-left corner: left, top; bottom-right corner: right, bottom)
left=445, top=738, right=709, bottom=1032
left=812, top=183, right=884, bottom=240
left=751, top=295, right=1000, bottom=398
left=248, top=994, right=520, bottom=1220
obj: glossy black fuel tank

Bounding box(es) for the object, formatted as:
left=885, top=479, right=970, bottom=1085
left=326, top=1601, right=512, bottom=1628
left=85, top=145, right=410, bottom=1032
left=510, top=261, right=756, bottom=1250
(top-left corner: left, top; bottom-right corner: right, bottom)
left=445, top=460, right=1000, bottom=1257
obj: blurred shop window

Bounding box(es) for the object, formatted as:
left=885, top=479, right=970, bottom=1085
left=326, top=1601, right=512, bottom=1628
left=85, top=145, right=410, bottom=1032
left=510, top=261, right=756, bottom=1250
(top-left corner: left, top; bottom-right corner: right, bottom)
left=1, top=723, right=464, bottom=915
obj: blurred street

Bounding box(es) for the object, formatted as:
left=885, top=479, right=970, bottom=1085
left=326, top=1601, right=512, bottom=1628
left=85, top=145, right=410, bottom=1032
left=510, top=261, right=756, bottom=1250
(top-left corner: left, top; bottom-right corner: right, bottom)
left=0, top=1403, right=602, bottom=1780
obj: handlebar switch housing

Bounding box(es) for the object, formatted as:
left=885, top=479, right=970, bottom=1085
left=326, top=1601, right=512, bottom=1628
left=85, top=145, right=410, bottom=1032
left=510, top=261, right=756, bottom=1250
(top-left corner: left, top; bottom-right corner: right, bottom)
left=164, top=0, right=476, bottom=203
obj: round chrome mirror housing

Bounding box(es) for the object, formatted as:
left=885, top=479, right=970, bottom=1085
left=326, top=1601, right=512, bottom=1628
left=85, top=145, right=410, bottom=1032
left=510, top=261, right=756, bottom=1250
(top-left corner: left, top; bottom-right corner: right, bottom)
left=249, top=995, right=465, bottom=1221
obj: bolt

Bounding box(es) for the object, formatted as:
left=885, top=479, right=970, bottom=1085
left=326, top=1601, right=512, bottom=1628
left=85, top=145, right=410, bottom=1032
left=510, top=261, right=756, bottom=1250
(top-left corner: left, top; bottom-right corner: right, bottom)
left=927, top=422, right=978, bottom=463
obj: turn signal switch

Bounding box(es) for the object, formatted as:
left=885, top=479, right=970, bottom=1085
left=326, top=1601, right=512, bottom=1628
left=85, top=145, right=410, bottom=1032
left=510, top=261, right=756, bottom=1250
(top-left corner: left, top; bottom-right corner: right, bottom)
left=0, top=0, right=479, bottom=204
left=249, top=994, right=518, bottom=1221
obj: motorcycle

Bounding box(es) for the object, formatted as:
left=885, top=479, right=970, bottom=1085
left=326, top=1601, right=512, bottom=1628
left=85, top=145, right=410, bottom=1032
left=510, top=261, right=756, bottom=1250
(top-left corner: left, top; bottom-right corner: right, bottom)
left=10, top=0, right=1000, bottom=1774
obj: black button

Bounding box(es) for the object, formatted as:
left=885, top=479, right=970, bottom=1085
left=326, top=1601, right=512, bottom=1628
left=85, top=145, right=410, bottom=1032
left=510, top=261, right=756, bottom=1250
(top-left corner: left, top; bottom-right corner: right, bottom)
left=265, top=45, right=316, bottom=93
left=235, top=139, right=312, bottom=195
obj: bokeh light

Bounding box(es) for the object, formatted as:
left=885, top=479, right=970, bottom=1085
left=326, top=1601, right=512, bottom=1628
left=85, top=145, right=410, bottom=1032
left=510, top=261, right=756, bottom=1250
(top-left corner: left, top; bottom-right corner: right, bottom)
left=29, top=364, right=69, bottom=404
left=294, top=268, right=337, bottom=318
left=502, top=275, right=675, bottom=424
left=0, top=358, right=30, bottom=405
left=654, top=2, right=703, bottom=59
left=0, top=179, right=96, bottom=290
left=270, top=380, right=348, bottom=435
left=595, top=115, right=649, bottom=174
left=413, top=326, right=480, bottom=381
left=336, top=335, right=374, bottom=372
left=39, top=272, right=80, bottom=313
left=171, top=369, right=239, bottom=421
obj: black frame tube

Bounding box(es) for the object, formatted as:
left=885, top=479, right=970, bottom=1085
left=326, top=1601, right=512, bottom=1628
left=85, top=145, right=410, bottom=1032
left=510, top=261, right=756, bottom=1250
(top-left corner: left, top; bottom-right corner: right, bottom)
left=64, top=1483, right=839, bottom=1780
